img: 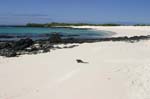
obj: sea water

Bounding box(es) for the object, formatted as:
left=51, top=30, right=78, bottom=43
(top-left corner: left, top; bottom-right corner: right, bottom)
left=0, top=27, right=113, bottom=40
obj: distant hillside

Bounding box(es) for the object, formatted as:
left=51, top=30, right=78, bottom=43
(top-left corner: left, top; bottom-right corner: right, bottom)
left=134, top=24, right=150, bottom=26
left=1, top=23, right=150, bottom=27
left=26, top=22, right=121, bottom=27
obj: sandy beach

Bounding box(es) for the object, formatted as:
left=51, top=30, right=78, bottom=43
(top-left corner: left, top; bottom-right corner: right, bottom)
left=0, top=26, right=150, bottom=99
left=72, top=26, right=150, bottom=37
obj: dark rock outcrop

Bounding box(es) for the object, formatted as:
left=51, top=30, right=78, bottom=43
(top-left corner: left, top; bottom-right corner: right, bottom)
left=0, top=35, right=150, bottom=57
left=0, top=49, right=17, bottom=57
left=49, top=33, right=62, bottom=43
left=0, top=42, right=11, bottom=49
left=12, top=38, right=33, bottom=50
left=0, top=35, right=14, bottom=38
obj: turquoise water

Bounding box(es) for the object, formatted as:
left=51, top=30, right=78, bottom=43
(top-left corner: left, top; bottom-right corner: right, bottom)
left=0, top=27, right=113, bottom=40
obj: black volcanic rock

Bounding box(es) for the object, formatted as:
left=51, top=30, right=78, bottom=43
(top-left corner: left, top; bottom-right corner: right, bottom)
left=0, top=42, right=11, bottom=49
left=0, top=35, right=15, bottom=38
left=0, top=49, right=17, bottom=57
left=12, top=38, right=33, bottom=50
left=0, top=35, right=150, bottom=57
left=49, top=33, right=62, bottom=43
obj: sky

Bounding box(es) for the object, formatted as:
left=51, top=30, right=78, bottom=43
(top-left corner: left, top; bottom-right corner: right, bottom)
left=0, top=0, right=150, bottom=25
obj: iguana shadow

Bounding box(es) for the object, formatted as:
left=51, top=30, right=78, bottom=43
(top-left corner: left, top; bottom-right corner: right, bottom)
left=76, top=59, right=89, bottom=64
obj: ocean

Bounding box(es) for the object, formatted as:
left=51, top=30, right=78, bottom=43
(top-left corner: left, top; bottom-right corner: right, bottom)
left=0, top=27, right=113, bottom=40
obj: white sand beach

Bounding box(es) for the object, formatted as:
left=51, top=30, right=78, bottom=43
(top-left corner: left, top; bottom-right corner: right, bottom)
left=0, top=26, right=150, bottom=99
left=72, top=26, right=150, bottom=37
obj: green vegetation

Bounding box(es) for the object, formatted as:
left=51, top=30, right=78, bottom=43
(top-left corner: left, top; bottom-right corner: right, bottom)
left=26, top=23, right=47, bottom=27
left=2, top=23, right=150, bottom=27
left=26, top=22, right=121, bottom=27
left=134, top=24, right=150, bottom=26
left=97, top=23, right=121, bottom=26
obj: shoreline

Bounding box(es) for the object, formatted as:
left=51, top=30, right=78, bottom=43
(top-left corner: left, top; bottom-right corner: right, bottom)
left=0, top=33, right=150, bottom=57
left=1, top=26, right=150, bottom=57
left=0, top=27, right=113, bottom=41
left=71, top=26, right=150, bottom=37
left=0, top=26, right=150, bottom=99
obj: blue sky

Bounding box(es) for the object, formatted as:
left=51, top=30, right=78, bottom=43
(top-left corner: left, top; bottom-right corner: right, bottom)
left=0, top=0, right=150, bottom=25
